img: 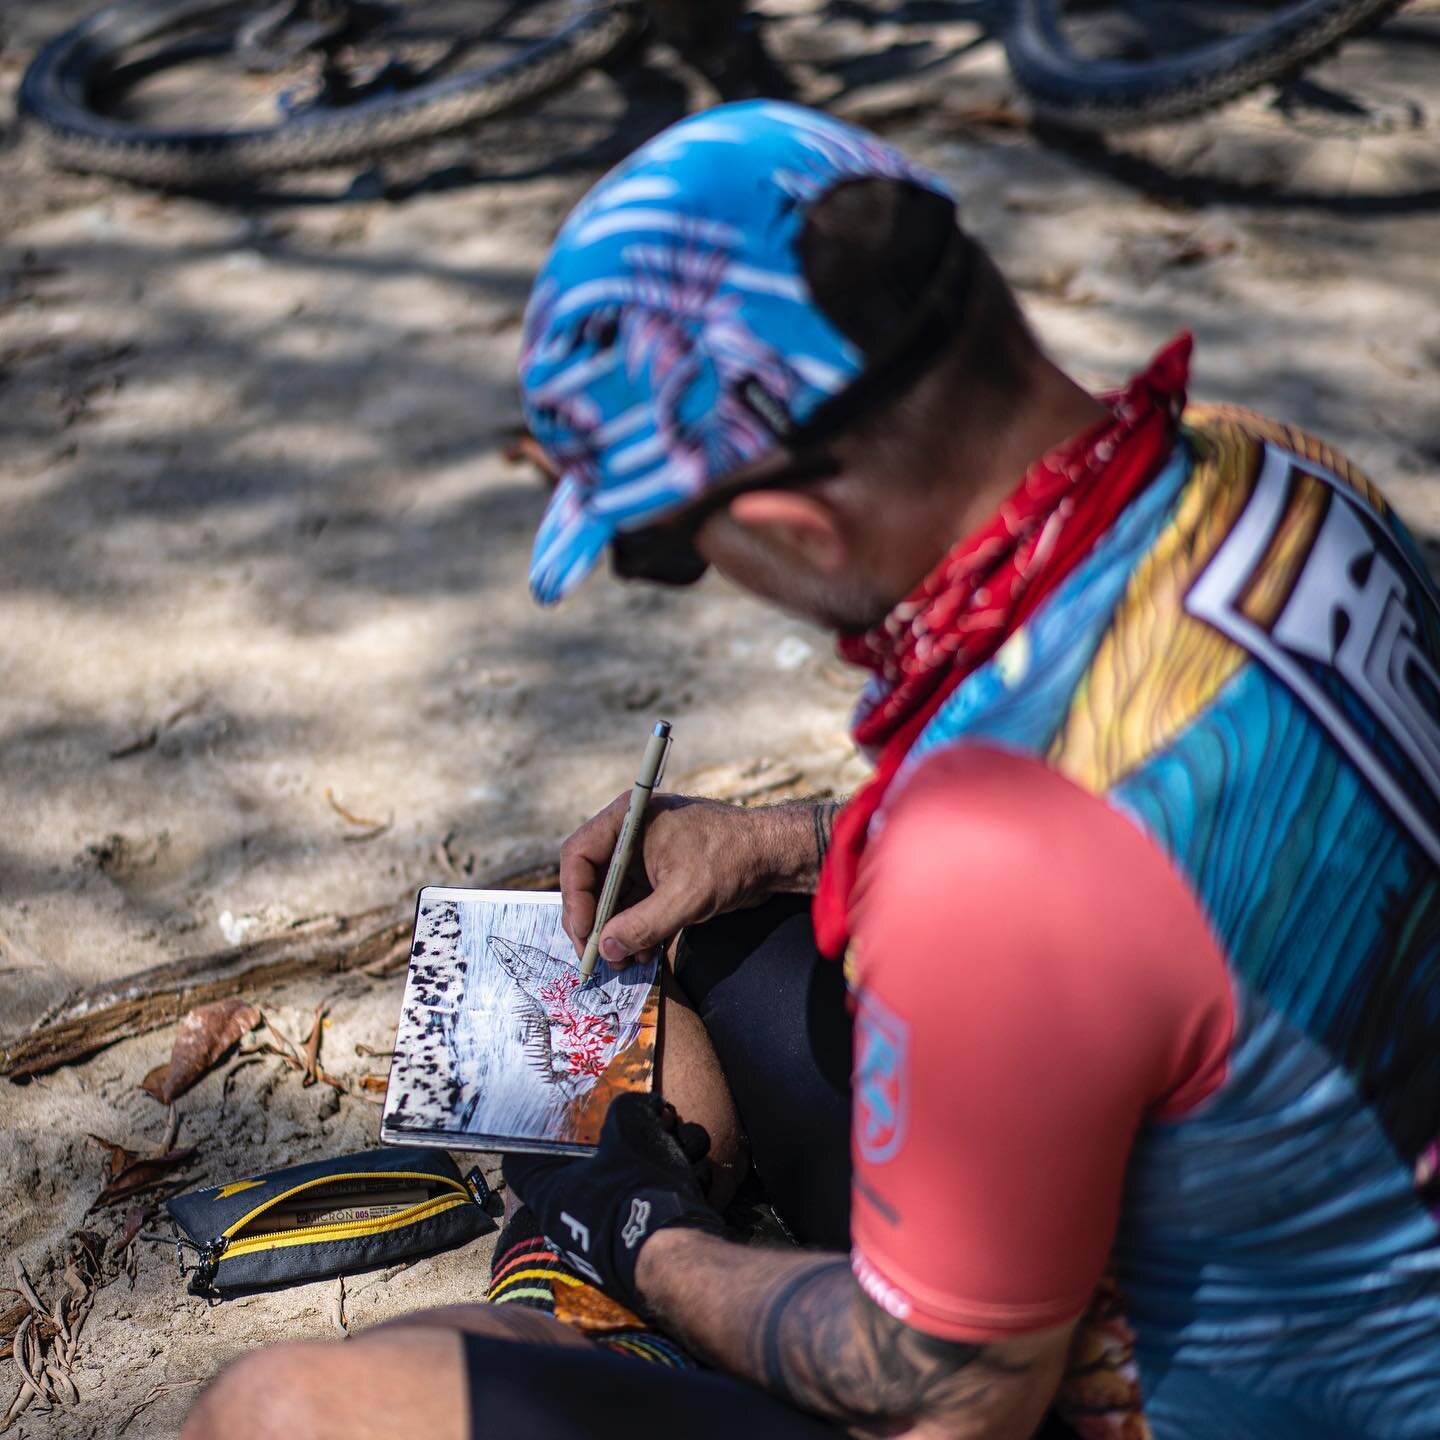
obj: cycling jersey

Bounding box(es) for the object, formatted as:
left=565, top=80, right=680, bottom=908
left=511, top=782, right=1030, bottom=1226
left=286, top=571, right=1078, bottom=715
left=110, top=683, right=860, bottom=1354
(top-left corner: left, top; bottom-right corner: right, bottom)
left=846, top=410, right=1440, bottom=1439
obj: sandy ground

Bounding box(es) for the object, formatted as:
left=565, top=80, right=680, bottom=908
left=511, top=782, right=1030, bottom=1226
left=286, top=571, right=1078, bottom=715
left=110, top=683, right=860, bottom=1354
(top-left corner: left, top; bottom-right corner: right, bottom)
left=2, top=1, right=1439, bottom=1433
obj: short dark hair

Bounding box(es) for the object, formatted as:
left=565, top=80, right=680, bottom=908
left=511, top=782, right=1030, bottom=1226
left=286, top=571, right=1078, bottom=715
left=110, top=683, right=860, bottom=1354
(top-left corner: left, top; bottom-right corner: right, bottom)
left=797, top=177, right=1036, bottom=473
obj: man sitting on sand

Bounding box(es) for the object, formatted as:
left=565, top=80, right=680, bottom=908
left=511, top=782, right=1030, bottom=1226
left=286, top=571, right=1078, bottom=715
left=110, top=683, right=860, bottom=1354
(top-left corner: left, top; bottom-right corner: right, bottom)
left=185, top=101, right=1440, bottom=1440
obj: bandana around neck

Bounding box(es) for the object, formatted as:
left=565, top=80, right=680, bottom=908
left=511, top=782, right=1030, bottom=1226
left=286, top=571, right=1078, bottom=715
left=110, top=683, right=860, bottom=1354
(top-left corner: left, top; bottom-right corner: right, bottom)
left=811, top=332, right=1193, bottom=960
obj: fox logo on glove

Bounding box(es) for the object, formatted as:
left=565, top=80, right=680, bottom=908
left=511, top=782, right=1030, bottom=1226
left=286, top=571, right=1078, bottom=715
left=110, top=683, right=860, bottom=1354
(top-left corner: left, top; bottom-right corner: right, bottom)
left=621, top=1197, right=652, bottom=1250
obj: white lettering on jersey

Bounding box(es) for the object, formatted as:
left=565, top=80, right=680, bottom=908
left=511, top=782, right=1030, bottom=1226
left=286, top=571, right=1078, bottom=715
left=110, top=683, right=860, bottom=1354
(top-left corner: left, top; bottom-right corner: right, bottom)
left=1187, top=443, right=1440, bottom=865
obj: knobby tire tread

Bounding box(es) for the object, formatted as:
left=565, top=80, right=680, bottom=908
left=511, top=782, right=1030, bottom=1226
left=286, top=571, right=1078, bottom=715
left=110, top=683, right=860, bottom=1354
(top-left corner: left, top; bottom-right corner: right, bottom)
left=19, top=0, right=646, bottom=186
left=1004, top=0, right=1410, bottom=128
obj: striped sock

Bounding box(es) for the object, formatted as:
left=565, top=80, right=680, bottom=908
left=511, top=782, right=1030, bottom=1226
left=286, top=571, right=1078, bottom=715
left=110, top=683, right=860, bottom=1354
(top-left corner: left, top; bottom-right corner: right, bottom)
left=485, top=1207, right=695, bottom=1367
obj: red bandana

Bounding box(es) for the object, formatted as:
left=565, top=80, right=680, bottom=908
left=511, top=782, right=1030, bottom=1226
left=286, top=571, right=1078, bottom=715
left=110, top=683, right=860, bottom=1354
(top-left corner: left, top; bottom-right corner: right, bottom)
left=812, top=333, right=1193, bottom=959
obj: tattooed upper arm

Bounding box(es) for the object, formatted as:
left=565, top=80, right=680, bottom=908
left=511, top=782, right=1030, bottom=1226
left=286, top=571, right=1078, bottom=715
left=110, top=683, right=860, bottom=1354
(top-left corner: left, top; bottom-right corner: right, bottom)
left=752, top=1259, right=1064, bottom=1440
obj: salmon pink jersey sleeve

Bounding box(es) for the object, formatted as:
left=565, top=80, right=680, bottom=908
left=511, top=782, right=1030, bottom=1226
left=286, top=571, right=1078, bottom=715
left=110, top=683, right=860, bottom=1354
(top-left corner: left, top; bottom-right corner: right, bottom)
left=846, top=745, right=1233, bottom=1344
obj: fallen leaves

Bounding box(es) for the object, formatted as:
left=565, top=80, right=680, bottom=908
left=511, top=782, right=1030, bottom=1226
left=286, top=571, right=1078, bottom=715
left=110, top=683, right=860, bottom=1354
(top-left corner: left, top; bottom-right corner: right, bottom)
left=239, top=1003, right=347, bottom=1093
left=2, top=990, right=388, bottom=1429
left=87, top=1136, right=197, bottom=1211
left=140, top=998, right=260, bottom=1104
left=1, top=1246, right=100, bottom=1431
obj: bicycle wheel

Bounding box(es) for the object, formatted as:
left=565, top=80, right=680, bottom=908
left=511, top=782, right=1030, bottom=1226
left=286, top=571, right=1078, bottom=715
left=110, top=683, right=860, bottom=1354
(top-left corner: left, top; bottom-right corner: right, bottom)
left=1004, top=0, right=1408, bottom=128
left=18, top=0, right=648, bottom=187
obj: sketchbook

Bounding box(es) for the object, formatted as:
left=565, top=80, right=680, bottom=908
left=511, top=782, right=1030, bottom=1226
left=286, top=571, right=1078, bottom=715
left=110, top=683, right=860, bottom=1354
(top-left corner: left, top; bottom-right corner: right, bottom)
left=380, top=887, right=661, bottom=1155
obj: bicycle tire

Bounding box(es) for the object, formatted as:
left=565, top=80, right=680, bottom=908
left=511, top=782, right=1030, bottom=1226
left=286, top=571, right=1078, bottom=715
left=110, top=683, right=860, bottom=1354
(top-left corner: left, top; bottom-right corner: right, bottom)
left=18, top=0, right=648, bottom=186
left=1004, top=0, right=1409, bottom=129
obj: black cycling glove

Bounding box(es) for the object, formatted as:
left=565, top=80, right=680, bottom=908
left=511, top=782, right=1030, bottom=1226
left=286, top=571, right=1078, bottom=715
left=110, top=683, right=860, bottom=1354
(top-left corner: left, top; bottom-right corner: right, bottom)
left=502, top=1093, right=727, bottom=1316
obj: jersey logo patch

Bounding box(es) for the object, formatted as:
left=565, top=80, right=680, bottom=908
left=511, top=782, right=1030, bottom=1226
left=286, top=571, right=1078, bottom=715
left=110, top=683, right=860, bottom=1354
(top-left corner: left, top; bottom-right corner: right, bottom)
left=1188, top=443, right=1440, bottom=866
left=855, top=990, right=910, bottom=1165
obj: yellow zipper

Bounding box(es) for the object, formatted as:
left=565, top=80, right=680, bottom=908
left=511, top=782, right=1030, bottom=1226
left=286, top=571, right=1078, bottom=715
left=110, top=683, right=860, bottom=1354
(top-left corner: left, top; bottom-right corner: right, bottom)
left=220, top=1191, right=471, bottom=1260
left=221, top=1170, right=470, bottom=1253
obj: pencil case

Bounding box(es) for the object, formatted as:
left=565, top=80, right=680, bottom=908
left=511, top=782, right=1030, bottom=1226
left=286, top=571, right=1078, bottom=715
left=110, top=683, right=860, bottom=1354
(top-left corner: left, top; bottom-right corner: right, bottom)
left=166, top=1147, right=494, bottom=1300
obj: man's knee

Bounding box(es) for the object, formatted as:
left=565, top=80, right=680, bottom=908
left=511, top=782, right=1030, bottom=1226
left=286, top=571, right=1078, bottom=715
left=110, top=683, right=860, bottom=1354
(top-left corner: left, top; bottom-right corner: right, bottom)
left=182, top=1330, right=468, bottom=1440
left=182, top=1342, right=331, bottom=1440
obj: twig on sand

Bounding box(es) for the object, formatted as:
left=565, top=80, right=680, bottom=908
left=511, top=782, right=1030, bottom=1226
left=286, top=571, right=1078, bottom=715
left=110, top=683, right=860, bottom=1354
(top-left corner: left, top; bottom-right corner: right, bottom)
left=108, top=697, right=205, bottom=760
left=2, top=772, right=825, bottom=1078
left=325, top=787, right=393, bottom=842
left=1, top=854, right=560, bottom=1078
left=117, top=1378, right=205, bottom=1434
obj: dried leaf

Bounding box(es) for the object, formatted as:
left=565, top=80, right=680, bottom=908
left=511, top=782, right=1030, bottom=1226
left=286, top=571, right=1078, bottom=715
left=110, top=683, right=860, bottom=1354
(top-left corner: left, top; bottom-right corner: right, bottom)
left=300, top=1002, right=327, bottom=1088
left=140, top=998, right=260, bottom=1104
left=261, top=1014, right=303, bottom=1068
left=355, top=1074, right=388, bottom=1094
left=4, top=1379, right=37, bottom=1428
left=0, top=1302, right=29, bottom=1342
left=88, top=1135, right=138, bottom=1178
left=44, top=1363, right=77, bottom=1407
left=92, top=1147, right=196, bottom=1209
left=70, top=1233, right=104, bottom=1276
left=0, top=1309, right=59, bottom=1361
left=61, top=1262, right=86, bottom=1309
left=11, top=1317, right=40, bottom=1402
left=117, top=1205, right=154, bottom=1253
left=10, top=1263, right=39, bottom=1319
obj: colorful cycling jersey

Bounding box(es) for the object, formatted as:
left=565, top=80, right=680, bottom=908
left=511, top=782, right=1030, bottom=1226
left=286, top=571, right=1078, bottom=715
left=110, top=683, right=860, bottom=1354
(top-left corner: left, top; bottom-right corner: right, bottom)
left=845, top=410, right=1440, bottom=1439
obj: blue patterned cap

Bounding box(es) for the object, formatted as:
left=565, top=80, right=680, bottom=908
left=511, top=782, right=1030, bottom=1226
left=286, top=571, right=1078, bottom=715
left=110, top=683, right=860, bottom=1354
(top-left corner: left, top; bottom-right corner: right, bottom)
left=520, top=100, right=951, bottom=604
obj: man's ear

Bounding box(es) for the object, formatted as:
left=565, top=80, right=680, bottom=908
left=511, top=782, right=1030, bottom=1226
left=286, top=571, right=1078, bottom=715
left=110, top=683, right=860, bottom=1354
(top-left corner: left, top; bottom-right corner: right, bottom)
left=726, top=490, right=849, bottom=575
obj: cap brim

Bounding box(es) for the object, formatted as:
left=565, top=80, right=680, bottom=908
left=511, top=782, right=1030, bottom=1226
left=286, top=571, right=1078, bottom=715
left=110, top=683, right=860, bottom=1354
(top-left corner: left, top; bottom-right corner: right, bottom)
left=528, top=473, right=615, bottom=605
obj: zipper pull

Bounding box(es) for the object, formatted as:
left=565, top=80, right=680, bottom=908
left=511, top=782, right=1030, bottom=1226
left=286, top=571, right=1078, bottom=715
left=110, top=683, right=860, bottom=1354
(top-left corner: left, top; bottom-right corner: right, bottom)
left=464, top=1167, right=491, bottom=1209
left=185, top=1237, right=228, bottom=1299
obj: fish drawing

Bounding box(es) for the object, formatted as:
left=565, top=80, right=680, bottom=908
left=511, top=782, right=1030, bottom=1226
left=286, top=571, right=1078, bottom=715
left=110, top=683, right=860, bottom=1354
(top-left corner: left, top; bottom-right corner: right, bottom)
left=487, top=935, right=637, bottom=1097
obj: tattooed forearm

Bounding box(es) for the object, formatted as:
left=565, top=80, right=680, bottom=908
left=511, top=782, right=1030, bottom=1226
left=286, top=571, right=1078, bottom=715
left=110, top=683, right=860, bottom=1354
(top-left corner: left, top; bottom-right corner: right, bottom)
left=751, top=1259, right=1025, bottom=1432
left=812, top=800, right=842, bottom=868
left=638, top=1233, right=1064, bottom=1440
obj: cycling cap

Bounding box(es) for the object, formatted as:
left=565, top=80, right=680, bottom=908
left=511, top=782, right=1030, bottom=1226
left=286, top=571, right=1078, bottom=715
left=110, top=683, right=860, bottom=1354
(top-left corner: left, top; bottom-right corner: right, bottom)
left=520, top=100, right=956, bottom=604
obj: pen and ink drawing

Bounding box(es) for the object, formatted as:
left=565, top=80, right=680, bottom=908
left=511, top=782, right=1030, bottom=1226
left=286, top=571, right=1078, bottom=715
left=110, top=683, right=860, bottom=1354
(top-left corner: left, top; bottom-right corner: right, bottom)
left=488, top=935, right=624, bottom=1088
left=384, top=892, right=659, bottom=1148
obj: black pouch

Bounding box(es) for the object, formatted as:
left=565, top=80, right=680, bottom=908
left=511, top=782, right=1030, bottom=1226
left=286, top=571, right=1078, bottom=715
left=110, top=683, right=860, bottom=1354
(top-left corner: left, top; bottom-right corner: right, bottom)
left=166, top=1147, right=494, bottom=1300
